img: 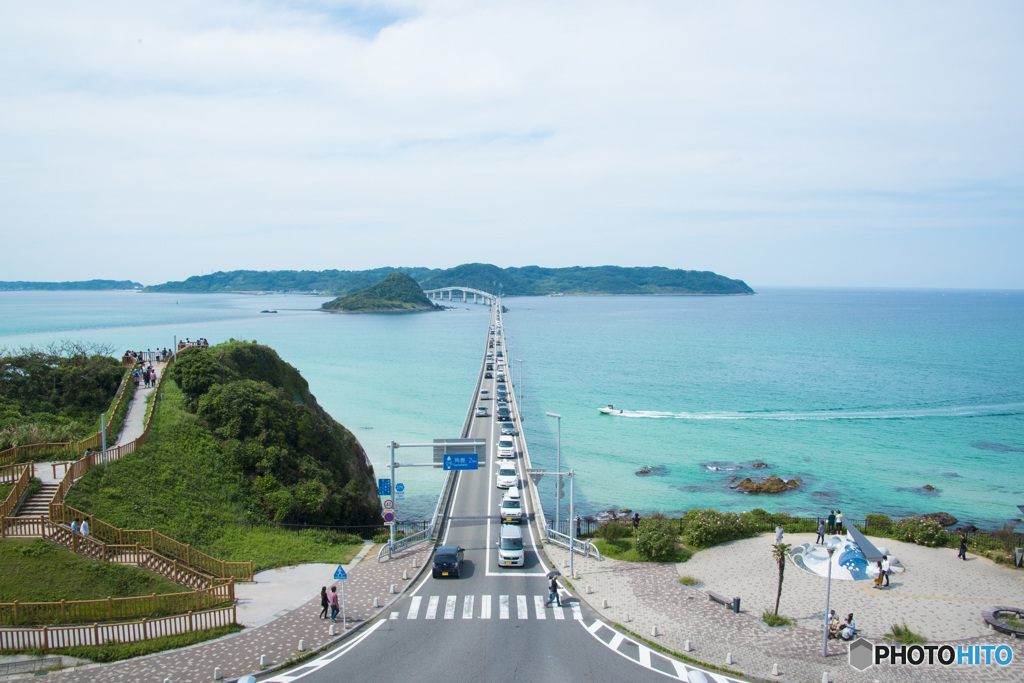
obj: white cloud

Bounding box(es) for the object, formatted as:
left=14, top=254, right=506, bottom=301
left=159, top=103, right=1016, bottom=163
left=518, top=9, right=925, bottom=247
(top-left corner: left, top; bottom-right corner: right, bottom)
left=0, top=0, right=1021, bottom=287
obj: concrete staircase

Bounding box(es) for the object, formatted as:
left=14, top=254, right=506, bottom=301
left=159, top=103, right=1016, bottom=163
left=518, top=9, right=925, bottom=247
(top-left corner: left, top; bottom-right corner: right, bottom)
left=16, top=482, right=58, bottom=519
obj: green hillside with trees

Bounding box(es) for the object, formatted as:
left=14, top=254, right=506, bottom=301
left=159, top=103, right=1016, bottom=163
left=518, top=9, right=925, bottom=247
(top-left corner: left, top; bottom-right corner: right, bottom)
left=321, top=272, right=440, bottom=312
left=142, top=264, right=753, bottom=296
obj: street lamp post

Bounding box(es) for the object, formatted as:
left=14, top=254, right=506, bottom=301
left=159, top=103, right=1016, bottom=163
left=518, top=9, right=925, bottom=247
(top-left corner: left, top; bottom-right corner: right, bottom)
left=823, top=543, right=837, bottom=656
left=568, top=468, right=576, bottom=579
left=515, top=359, right=523, bottom=413
left=546, top=412, right=562, bottom=534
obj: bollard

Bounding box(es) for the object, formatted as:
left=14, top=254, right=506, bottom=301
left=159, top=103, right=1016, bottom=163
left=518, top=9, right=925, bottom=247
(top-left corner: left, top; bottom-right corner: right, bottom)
left=684, top=640, right=692, bottom=652
left=373, top=597, right=380, bottom=608
left=214, top=667, right=222, bottom=680
left=772, top=663, right=779, bottom=676
left=353, top=611, right=360, bottom=622
left=651, top=626, right=659, bottom=637
left=586, top=585, right=593, bottom=595
left=299, top=639, right=306, bottom=652
left=602, top=599, right=609, bottom=609
left=821, top=673, right=829, bottom=683
left=403, top=569, right=409, bottom=580
left=390, top=583, right=398, bottom=594
left=259, top=654, right=267, bottom=669
left=413, top=558, right=419, bottom=568
left=726, top=653, right=733, bottom=665
left=330, top=625, right=337, bottom=636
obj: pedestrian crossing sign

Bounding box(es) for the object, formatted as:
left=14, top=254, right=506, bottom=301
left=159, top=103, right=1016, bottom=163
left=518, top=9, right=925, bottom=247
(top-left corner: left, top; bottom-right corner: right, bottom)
left=334, top=565, right=347, bottom=580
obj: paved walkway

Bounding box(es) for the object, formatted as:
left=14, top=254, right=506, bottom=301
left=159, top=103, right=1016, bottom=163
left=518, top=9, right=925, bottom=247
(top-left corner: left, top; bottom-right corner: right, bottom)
left=114, top=363, right=164, bottom=447
left=547, top=532, right=1024, bottom=682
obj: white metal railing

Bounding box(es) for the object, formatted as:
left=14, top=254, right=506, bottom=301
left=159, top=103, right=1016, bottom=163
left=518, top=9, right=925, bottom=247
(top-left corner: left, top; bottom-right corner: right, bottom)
left=546, top=528, right=601, bottom=560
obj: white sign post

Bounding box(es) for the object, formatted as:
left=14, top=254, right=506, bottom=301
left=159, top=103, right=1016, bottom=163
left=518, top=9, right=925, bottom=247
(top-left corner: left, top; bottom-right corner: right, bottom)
left=334, top=565, right=347, bottom=629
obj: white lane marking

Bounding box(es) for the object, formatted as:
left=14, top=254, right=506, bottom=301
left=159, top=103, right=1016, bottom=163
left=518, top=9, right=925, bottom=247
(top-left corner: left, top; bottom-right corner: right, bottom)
left=553, top=604, right=565, bottom=620
left=480, top=594, right=491, bottom=619
left=425, top=595, right=439, bottom=620
left=609, top=633, right=624, bottom=651
left=517, top=594, right=528, bottom=620
left=572, top=603, right=583, bottom=621
left=263, top=619, right=386, bottom=681
left=462, top=594, right=474, bottom=619
left=586, top=620, right=603, bottom=634
left=534, top=595, right=546, bottom=619
left=389, top=611, right=398, bottom=620
left=444, top=595, right=457, bottom=620
left=407, top=595, right=422, bottom=620
left=640, top=646, right=652, bottom=668
left=499, top=595, right=510, bottom=619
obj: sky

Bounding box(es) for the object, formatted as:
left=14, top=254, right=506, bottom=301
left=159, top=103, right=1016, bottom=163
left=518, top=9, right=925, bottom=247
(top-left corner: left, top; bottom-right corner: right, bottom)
left=1, top=1, right=1022, bottom=289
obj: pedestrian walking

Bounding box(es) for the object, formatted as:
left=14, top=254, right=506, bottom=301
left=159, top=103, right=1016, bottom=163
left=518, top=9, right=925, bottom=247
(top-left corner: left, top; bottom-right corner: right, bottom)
left=328, top=586, right=340, bottom=622
left=881, top=554, right=890, bottom=587
left=816, top=521, right=826, bottom=545
left=70, top=519, right=78, bottom=534
left=80, top=519, right=90, bottom=537
left=774, top=524, right=784, bottom=545
left=320, top=586, right=329, bottom=619
left=827, top=510, right=836, bottom=534
left=545, top=576, right=561, bottom=607
left=958, top=534, right=968, bottom=561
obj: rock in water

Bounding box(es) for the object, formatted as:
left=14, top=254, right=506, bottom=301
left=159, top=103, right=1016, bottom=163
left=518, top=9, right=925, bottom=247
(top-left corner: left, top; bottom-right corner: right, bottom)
left=734, top=475, right=800, bottom=494
left=923, top=512, right=958, bottom=527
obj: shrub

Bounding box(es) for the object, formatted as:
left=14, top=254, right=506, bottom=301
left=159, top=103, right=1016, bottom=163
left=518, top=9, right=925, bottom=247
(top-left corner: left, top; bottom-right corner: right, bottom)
left=891, top=516, right=947, bottom=548
left=865, top=514, right=893, bottom=532
left=635, top=515, right=678, bottom=561
left=886, top=621, right=927, bottom=645
left=684, top=509, right=749, bottom=548
left=678, top=575, right=698, bottom=586
left=761, top=609, right=792, bottom=627
left=597, top=521, right=631, bottom=541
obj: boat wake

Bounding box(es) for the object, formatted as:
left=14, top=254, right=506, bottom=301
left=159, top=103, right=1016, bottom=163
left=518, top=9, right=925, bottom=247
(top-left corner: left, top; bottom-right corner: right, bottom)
left=611, top=402, right=1024, bottom=421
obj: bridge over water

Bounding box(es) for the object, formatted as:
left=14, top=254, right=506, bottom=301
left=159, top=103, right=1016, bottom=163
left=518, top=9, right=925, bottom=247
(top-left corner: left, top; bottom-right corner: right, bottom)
left=423, top=286, right=495, bottom=305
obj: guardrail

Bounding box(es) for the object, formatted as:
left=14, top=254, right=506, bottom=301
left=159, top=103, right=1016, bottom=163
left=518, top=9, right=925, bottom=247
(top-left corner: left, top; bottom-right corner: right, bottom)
left=0, top=464, right=32, bottom=526
left=546, top=528, right=601, bottom=560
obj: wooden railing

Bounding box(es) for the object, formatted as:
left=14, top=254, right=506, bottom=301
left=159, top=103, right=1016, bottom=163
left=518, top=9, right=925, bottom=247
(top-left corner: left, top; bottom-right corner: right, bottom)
left=0, top=465, right=31, bottom=523
left=0, top=605, right=236, bottom=652
left=0, top=367, right=135, bottom=467
left=0, top=581, right=234, bottom=626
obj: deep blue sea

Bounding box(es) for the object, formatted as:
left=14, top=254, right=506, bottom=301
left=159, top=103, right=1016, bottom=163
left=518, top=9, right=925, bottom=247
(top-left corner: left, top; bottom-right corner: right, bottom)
left=2, top=288, right=1022, bottom=528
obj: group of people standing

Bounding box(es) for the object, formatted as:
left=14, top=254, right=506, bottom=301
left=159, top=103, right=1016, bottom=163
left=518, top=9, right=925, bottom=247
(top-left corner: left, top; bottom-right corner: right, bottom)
left=132, top=363, right=157, bottom=388
left=826, top=510, right=845, bottom=535
left=319, top=585, right=341, bottom=621
left=872, top=555, right=892, bottom=588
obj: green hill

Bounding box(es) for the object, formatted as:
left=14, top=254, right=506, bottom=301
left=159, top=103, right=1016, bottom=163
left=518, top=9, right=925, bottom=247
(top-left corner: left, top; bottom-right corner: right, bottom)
left=0, top=280, right=142, bottom=291
left=321, top=272, right=440, bottom=312
left=65, top=341, right=380, bottom=567
left=143, top=264, right=753, bottom=296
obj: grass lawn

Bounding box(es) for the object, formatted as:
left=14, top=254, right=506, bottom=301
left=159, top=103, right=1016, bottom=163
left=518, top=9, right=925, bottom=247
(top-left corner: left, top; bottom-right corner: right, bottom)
left=592, top=537, right=692, bottom=563
left=64, top=380, right=364, bottom=572
left=0, top=539, right=190, bottom=604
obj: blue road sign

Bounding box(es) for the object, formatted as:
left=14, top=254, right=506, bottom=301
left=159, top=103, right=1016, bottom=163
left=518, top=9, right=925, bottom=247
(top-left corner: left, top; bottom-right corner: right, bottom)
left=395, top=483, right=405, bottom=492
left=377, top=478, right=391, bottom=496
left=443, top=453, right=479, bottom=471
left=334, top=565, right=347, bottom=580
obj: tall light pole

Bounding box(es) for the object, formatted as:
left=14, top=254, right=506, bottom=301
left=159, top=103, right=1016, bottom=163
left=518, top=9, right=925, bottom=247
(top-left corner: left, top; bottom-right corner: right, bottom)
left=515, top=359, right=523, bottom=414
left=546, top=412, right=561, bottom=534
left=823, top=543, right=837, bottom=656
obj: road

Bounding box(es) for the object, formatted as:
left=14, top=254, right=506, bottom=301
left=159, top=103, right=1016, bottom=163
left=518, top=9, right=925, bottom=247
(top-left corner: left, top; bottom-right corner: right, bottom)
left=263, top=307, right=690, bottom=683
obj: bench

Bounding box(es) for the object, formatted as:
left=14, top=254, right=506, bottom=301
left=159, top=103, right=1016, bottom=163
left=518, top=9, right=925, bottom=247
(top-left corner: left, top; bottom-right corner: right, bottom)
left=708, top=590, right=740, bottom=613
left=982, top=606, right=1024, bottom=638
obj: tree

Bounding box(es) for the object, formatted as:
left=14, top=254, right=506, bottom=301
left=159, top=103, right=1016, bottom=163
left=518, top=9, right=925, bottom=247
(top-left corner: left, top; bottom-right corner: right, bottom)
left=771, top=541, right=792, bottom=615
left=635, top=516, right=677, bottom=561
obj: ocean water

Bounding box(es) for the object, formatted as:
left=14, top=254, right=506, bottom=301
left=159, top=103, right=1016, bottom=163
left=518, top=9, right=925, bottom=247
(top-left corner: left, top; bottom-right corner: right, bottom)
left=2, top=288, right=1022, bottom=528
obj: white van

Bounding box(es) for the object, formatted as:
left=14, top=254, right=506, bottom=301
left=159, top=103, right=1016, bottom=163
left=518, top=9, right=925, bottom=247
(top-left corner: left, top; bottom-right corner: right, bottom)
left=497, top=436, right=515, bottom=458
left=500, top=486, right=523, bottom=524
left=498, top=524, right=524, bottom=567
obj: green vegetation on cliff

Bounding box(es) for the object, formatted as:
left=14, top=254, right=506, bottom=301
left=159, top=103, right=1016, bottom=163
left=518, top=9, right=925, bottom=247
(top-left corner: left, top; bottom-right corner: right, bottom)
left=65, top=341, right=380, bottom=568
left=321, top=272, right=440, bottom=312
left=145, top=264, right=753, bottom=296
left=0, top=280, right=141, bottom=291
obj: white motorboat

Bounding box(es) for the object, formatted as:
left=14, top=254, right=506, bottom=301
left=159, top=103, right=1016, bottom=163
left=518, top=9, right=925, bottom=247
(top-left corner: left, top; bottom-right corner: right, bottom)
left=599, top=404, right=623, bottom=415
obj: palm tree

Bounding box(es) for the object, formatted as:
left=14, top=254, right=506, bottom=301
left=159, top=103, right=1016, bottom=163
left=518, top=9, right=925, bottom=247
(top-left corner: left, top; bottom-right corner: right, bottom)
left=771, top=541, right=792, bottom=616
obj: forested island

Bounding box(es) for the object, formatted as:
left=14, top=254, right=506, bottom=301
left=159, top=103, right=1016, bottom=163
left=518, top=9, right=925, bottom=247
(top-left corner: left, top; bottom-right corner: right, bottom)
left=0, top=279, right=142, bottom=291
left=146, top=264, right=754, bottom=296
left=321, top=272, right=440, bottom=313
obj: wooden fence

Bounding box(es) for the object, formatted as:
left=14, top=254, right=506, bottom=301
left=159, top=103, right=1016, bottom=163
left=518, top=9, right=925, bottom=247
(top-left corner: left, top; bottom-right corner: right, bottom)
left=0, top=464, right=31, bottom=524
left=0, top=581, right=234, bottom=626
left=0, top=367, right=134, bottom=467
left=0, top=605, right=236, bottom=652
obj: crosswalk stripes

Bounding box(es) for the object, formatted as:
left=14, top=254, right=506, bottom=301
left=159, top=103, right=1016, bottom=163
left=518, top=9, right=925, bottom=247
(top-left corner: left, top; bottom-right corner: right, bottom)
left=405, top=595, right=578, bottom=622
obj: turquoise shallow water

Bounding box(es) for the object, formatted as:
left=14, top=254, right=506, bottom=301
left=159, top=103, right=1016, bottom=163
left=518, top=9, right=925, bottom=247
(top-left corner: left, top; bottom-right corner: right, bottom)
left=2, top=288, right=1022, bottom=527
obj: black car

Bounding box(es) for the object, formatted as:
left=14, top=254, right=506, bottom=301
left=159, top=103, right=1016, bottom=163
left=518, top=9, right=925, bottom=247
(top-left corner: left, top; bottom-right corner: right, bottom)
left=486, top=363, right=493, bottom=371
left=432, top=545, right=465, bottom=578
left=485, top=371, right=493, bottom=379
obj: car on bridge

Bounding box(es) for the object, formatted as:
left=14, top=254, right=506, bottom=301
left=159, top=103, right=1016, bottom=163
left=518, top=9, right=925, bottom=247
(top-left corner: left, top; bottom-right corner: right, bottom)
left=476, top=406, right=488, bottom=418
left=500, top=487, right=523, bottom=524
left=480, top=389, right=490, bottom=400
left=496, top=464, right=517, bottom=489
left=500, top=422, right=517, bottom=436
left=485, top=371, right=493, bottom=379
left=497, top=436, right=515, bottom=458
left=432, top=546, right=465, bottom=578
left=496, top=404, right=511, bottom=421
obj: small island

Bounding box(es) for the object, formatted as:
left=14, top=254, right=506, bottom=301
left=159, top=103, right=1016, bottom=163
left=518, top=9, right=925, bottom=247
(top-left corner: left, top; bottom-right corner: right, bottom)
left=321, top=272, right=441, bottom=313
